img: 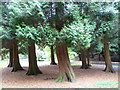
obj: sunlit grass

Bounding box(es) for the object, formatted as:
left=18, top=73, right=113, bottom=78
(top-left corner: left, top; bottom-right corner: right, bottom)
left=95, top=81, right=118, bottom=88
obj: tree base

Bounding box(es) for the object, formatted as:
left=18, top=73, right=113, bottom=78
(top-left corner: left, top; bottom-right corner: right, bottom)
left=80, top=65, right=90, bottom=69
left=55, top=76, right=64, bottom=82
left=55, top=74, right=75, bottom=82
left=26, top=69, right=42, bottom=75
left=103, top=67, right=115, bottom=73
left=88, top=64, right=92, bottom=67
left=11, top=67, right=24, bottom=72
left=50, top=62, right=57, bottom=65
left=8, top=64, right=13, bottom=67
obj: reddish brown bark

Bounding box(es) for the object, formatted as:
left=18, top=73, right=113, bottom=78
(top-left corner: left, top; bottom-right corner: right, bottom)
left=50, top=45, right=57, bottom=65
left=26, top=43, right=42, bottom=75
left=56, top=45, right=75, bottom=82
left=103, top=42, right=115, bottom=73
left=8, top=48, right=13, bottom=67
left=12, top=40, right=24, bottom=72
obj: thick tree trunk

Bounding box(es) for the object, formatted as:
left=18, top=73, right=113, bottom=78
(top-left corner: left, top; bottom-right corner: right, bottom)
left=103, top=42, right=115, bottom=73
left=80, top=49, right=89, bottom=69
left=55, top=45, right=75, bottom=82
left=50, top=45, right=57, bottom=65
left=26, top=43, right=42, bottom=75
left=12, top=40, right=24, bottom=72
left=8, top=48, right=13, bottom=67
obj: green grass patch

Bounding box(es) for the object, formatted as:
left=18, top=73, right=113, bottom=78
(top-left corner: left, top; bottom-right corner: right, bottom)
left=95, top=81, right=118, bottom=88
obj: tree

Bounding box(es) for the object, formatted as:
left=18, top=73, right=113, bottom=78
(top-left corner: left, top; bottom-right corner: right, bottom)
left=97, top=21, right=118, bottom=73
left=94, top=2, right=119, bottom=73
left=54, top=2, right=75, bottom=82
left=12, top=40, right=24, bottom=72
left=16, top=25, right=42, bottom=75
left=0, top=2, right=24, bottom=71
left=60, top=3, right=96, bottom=69
left=8, top=41, right=13, bottom=67
left=7, top=1, right=45, bottom=74
left=50, top=45, right=57, bottom=65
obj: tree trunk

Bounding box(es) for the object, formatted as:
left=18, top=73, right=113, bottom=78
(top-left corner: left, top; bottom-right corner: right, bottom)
left=50, top=45, right=57, bottom=65
left=80, top=49, right=89, bottom=69
left=86, top=52, right=91, bottom=67
left=78, top=54, right=81, bottom=61
left=98, top=53, right=101, bottom=61
left=8, top=48, right=13, bottom=67
left=26, top=43, right=42, bottom=75
left=55, top=45, right=75, bottom=82
left=1, top=55, right=4, bottom=60
left=11, top=40, right=24, bottom=72
left=103, top=42, right=115, bottom=73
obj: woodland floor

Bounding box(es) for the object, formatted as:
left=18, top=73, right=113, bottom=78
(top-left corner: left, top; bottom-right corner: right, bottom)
left=0, top=59, right=119, bottom=88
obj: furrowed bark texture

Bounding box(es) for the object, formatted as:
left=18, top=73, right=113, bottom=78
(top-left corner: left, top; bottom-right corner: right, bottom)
left=26, top=43, right=42, bottom=75
left=8, top=48, right=13, bottom=67
left=56, top=45, right=75, bottom=82
left=12, top=40, right=24, bottom=72
left=80, top=49, right=89, bottom=69
left=103, top=42, right=115, bottom=73
left=50, top=45, right=57, bottom=65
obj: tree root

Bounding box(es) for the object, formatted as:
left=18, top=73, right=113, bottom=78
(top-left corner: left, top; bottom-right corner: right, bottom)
left=11, top=67, right=24, bottom=72
left=26, top=70, right=42, bottom=75
left=80, top=64, right=90, bottom=69
left=50, top=62, right=57, bottom=65
left=103, top=67, right=115, bottom=73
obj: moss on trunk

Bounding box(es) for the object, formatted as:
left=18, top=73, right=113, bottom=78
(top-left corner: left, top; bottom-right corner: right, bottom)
left=103, top=42, right=115, bottom=73
left=56, top=45, right=75, bottom=82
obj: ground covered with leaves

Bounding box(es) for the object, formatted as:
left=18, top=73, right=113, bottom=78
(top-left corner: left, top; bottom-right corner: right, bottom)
left=0, top=60, right=119, bottom=88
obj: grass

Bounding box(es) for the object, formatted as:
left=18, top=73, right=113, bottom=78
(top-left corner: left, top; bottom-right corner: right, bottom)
left=95, top=81, right=119, bottom=88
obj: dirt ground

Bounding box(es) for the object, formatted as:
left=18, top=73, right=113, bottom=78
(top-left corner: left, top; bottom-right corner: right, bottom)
left=1, top=60, right=119, bottom=88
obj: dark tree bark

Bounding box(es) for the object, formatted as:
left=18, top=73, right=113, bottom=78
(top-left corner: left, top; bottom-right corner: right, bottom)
left=98, top=53, right=101, bottom=61
left=80, top=49, right=89, bottom=69
left=78, top=54, right=81, bottom=61
left=8, top=48, right=13, bottom=67
left=103, top=42, right=115, bottom=73
left=86, top=51, right=92, bottom=67
left=50, top=45, right=57, bottom=65
left=11, top=40, right=24, bottom=72
left=1, top=56, right=4, bottom=60
left=26, top=43, right=42, bottom=75
left=56, top=45, right=75, bottom=82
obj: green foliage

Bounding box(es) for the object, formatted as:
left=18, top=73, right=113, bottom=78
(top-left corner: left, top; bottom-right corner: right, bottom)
left=8, top=1, right=45, bottom=26
left=37, top=24, right=58, bottom=46
left=0, top=2, right=119, bottom=59
left=60, top=19, right=96, bottom=49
